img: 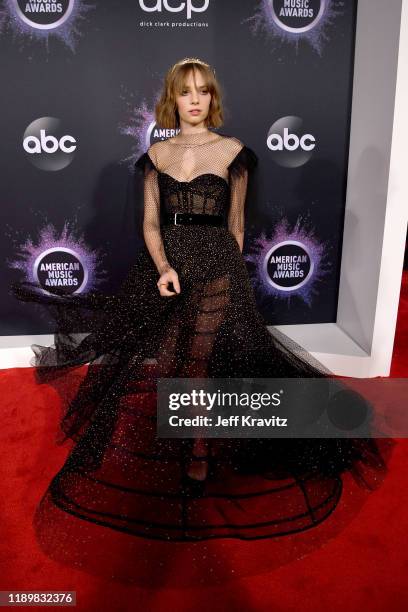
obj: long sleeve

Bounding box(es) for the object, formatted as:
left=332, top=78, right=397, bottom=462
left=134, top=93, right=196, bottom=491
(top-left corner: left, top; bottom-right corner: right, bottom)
left=227, top=144, right=259, bottom=252
left=134, top=148, right=171, bottom=275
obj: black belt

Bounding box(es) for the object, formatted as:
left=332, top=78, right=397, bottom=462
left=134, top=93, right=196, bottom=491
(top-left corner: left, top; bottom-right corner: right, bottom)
left=163, top=212, right=223, bottom=226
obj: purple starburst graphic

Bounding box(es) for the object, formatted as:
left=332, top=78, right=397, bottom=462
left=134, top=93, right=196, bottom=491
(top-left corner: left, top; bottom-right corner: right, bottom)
left=244, top=216, right=332, bottom=307
left=1, top=0, right=96, bottom=53
left=118, top=83, right=186, bottom=169
left=118, top=94, right=157, bottom=169
left=7, top=220, right=107, bottom=295
left=243, top=0, right=345, bottom=57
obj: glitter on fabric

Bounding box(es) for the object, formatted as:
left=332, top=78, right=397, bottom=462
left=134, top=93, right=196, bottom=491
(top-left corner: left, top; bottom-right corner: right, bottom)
left=10, top=130, right=389, bottom=541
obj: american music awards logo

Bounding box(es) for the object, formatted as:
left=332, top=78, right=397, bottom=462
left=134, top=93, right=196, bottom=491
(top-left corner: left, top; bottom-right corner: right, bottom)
left=244, top=0, right=345, bottom=56
left=1, top=0, right=95, bottom=51
left=264, top=240, right=314, bottom=292
left=245, top=216, right=332, bottom=306
left=7, top=221, right=106, bottom=296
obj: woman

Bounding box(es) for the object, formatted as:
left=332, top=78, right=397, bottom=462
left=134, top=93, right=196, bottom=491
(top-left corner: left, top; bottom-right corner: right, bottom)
left=11, top=57, right=388, bottom=541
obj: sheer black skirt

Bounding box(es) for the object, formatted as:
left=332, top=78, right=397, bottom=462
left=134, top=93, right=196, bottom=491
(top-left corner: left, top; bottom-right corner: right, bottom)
left=10, top=224, right=390, bottom=541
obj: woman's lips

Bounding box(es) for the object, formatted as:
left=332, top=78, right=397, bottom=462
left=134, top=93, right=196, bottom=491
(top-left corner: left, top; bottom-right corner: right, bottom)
left=189, top=110, right=201, bottom=114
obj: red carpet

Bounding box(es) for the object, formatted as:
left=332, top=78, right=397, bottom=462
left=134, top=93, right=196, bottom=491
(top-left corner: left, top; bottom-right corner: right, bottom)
left=1, top=272, right=407, bottom=611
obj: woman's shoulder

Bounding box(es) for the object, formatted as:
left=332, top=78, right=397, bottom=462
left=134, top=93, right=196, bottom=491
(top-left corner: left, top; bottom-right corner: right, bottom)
left=134, top=142, right=162, bottom=173
left=147, top=140, right=163, bottom=160
left=136, top=133, right=258, bottom=174
left=220, top=134, right=258, bottom=174
left=216, top=132, right=244, bottom=150
left=136, top=140, right=166, bottom=172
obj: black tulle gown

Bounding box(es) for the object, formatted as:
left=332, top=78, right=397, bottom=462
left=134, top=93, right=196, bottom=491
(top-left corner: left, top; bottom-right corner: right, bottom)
left=10, top=130, right=388, bottom=541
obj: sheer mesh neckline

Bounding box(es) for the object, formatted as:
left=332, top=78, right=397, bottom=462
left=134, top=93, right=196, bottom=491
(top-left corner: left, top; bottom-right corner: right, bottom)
left=167, top=130, right=223, bottom=146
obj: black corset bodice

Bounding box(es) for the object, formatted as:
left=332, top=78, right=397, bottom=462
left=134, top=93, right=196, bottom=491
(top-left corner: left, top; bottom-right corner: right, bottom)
left=157, top=171, right=230, bottom=218
left=134, top=133, right=258, bottom=236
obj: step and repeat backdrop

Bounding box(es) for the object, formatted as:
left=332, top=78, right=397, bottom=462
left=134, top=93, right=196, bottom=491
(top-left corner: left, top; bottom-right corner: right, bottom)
left=1, top=0, right=357, bottom=334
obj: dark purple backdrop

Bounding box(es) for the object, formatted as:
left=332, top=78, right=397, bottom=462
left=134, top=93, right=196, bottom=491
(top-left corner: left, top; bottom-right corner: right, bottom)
left=0, top=0, right=357, bottom=334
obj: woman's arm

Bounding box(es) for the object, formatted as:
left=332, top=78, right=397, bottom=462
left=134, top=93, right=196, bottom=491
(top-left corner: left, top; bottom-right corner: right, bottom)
left=140, top=146, right=171, bottom=274
left=227, top=142, right=258, bottom=253
left=228, top=165, right=248, bottom=253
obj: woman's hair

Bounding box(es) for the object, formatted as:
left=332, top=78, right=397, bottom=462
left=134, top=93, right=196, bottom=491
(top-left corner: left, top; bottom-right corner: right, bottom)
left=155, top=57, right=224, bottom=130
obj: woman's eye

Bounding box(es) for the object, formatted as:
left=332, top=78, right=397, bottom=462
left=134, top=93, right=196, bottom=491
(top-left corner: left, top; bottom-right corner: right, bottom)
left=180, top=90, right=208, bottom=95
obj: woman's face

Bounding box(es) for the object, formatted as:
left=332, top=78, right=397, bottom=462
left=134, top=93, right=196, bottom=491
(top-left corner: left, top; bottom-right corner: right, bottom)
left=175, top=69, right=211, bottom=129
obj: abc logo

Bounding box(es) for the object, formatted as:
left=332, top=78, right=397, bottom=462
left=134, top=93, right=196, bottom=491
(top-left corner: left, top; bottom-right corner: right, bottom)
left=267, top=116, right=316, bottom=168
left=139, top=0, right=209, bottom=20
left=268, top=128, right=315, bottom=152
left=23, top=117, right=76, bottom=171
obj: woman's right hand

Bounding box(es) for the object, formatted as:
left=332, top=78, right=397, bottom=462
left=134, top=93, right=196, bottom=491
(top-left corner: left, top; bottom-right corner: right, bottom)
left=157, top=266, right=181, bottom=297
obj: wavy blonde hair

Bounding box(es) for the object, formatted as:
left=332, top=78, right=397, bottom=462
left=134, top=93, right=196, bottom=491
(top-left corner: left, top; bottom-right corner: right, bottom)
left=155, top=57, right=224, bottom=130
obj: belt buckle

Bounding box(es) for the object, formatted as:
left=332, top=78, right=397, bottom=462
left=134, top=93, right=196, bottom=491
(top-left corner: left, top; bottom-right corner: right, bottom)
left=174, top=212, right=181, bottom=225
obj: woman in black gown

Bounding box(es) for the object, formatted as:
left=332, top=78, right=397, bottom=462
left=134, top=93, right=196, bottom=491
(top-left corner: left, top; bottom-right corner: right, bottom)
left=10, top=57, right=389, bottom=541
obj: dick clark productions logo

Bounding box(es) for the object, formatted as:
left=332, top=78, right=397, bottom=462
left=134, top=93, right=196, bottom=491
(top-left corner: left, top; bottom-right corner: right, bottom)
left=139, top=0, right=210, bottom=20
